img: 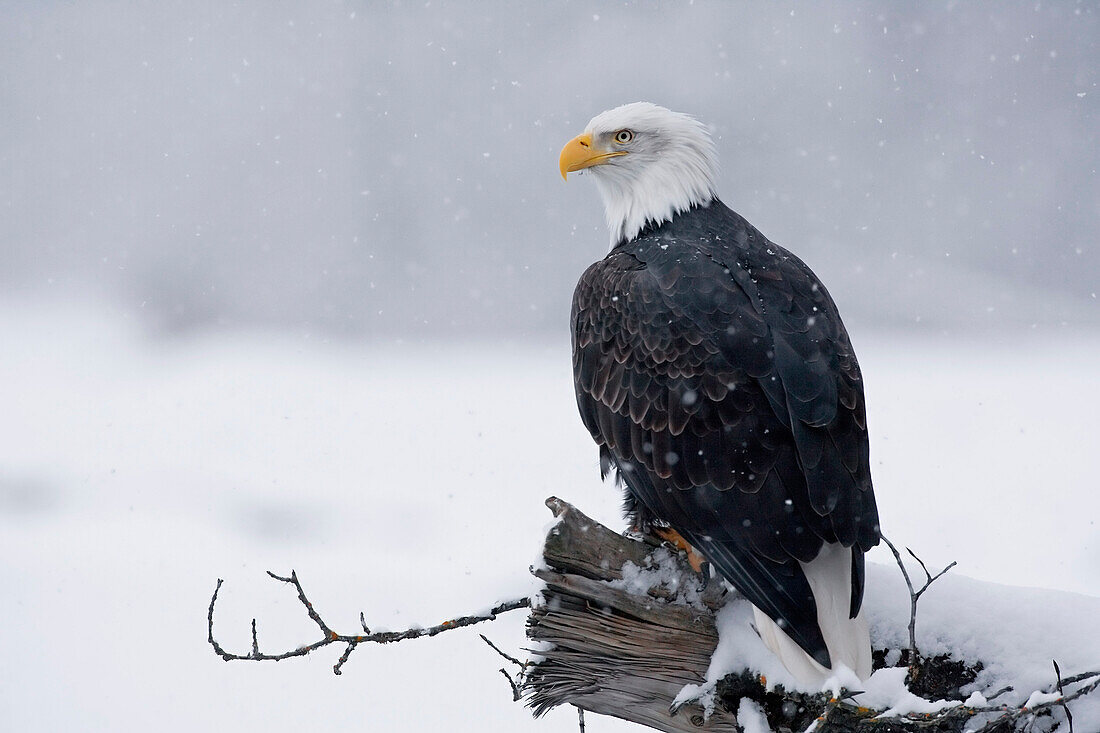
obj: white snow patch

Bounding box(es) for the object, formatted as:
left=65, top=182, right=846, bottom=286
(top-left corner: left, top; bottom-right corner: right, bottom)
left=1022, top=690, right=1063, bottom=709
left=861, top=564, right=1100, bottom=717
left=963, top=691, right=988, bottom=707
left=672, top=682, right=716, bottom=719
left=736, top=698, right=773, bottom=733
left=855, top=667, right=959, bottom=718
left=606, top=547, right=705, bottom=608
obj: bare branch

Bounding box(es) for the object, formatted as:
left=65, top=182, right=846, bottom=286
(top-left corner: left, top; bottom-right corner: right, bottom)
left=970, top=670, right=1100, bottom=732
left=881, top=534, right=956, bottom=666
left=1053, top=659, right=1073, bottom=733
left=266, top=570, right=333, bottom=638
left=480, top=634, right=530, bottom=702
left=208, top=570, right=531, bottom=675
left=1051, top=671, right=1100, bottom=688
left=207, top=579, right=227, bottom=656
left=334, top=641, right=358, bottom=675
left=498, top=668, right=522, bottom=701
left=906, top=546, right=933, bottom=586
left=914, top=558, right=958, bottom=602
left=480, top=633, right=526, bottom=670
left=882, top=537, right=916, bottom=601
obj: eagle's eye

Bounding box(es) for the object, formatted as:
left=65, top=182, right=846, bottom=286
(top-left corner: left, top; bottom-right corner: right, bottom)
left=614, top=129, right=634, bottom=144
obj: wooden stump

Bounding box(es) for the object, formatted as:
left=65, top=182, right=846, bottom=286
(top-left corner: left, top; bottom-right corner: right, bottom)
left=520, top=498, right=1004, bottom=733
left=525, top=497, right=738, bottom=732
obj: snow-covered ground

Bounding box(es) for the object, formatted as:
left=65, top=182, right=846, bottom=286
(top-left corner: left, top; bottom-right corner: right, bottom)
left=2, top=302, right=1098, bottom=731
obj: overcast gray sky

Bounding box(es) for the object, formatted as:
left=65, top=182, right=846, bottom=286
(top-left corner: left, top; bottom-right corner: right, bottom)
left=2, top=1, right=1097, bottom=338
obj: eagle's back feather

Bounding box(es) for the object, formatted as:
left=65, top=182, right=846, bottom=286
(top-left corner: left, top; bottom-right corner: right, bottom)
left=571, top=200, right=880, bottom=670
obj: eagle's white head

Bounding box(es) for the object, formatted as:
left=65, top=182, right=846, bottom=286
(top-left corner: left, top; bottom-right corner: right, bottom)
left=559, top=102, right=719, bottom=245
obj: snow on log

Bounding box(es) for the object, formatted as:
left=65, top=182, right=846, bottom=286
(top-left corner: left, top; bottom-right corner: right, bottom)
left=523, top=497, right=1100, bottom=732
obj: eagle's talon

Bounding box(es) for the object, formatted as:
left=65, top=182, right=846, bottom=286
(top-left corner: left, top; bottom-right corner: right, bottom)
left=651, top=526, right=706, bottom=574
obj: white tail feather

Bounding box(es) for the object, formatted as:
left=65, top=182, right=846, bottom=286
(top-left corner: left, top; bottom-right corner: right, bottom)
left=753, top=543, right=871, bottom=689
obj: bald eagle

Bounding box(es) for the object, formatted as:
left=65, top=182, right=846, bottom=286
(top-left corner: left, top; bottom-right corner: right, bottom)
left=560, top=102, right=880, bottom=687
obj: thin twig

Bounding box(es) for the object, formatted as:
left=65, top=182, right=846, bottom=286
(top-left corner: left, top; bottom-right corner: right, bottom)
left=881, top=534, right=956, bottom=664
left=480, top=634, right=526, bottom=670
left=970, top=671, right=1100, bottom=731
left=880, top=536, right=917, bottom=649
left=913, top=558, right=958, bottom=602
left=907, top=547, right=933, bottom=585
left=908, top=670, right=1100, bottom=732
left=480, top=634, right=529, bottom=702
left=266, top=570, right=334, bottom=638
left=1049, top=671, right=1100, bottom=689
left=1053, top=659, right=1074, bottom=733
left=333, top=641, right=358, bottom=674
left=498, top=668, right=522, bottom=701
left=208, top=571, right=531, bottom=675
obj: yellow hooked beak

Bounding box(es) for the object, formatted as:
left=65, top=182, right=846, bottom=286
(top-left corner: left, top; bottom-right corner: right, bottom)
left=558, top=133, right=627, bottom=180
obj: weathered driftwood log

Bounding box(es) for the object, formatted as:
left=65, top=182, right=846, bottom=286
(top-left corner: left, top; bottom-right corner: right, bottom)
left=526, top=496, right=732, bottom=732
left=521, top=497, right=1043, bottom=733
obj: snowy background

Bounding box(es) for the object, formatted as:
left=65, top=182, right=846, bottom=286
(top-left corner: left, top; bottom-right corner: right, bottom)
left=1, top=2, right=1098, bottom=731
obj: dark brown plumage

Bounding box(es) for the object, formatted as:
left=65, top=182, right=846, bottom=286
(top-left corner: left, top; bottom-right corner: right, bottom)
left=571, top=199, right=880, bottom=667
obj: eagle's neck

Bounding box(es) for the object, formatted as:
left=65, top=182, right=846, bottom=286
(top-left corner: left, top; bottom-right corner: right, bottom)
left=593, top=155, right=718, bottom=246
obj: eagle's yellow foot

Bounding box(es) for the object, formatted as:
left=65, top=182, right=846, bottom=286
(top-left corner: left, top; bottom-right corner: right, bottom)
left=651, top=526, right=707, bottom=574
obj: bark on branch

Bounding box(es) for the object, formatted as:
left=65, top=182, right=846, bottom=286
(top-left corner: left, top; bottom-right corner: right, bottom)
left=207, top=569, right=530, bottom=675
